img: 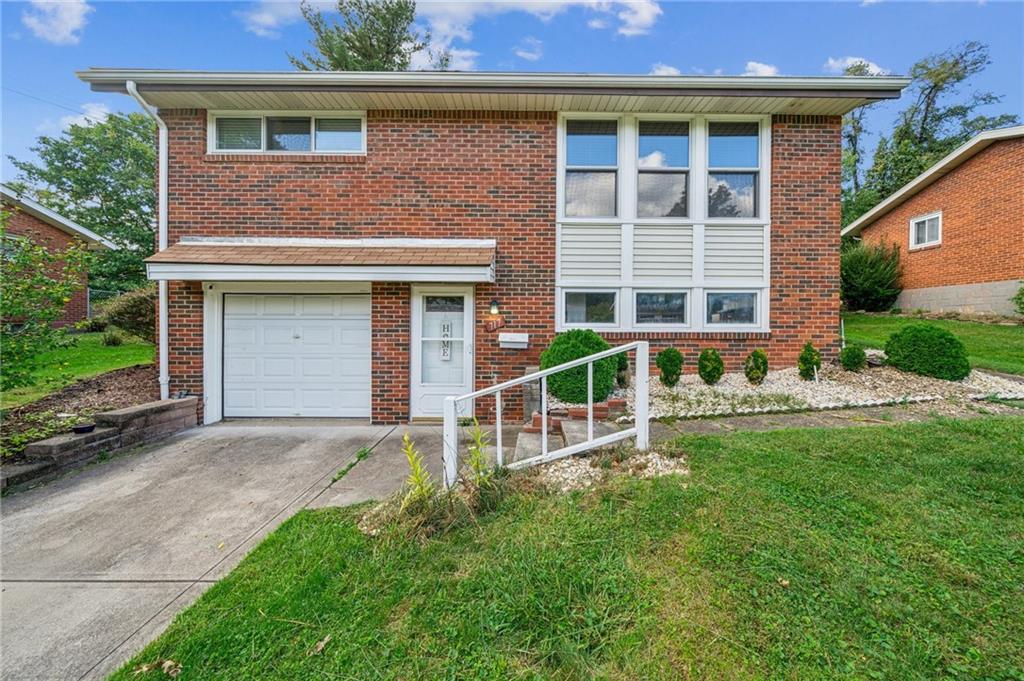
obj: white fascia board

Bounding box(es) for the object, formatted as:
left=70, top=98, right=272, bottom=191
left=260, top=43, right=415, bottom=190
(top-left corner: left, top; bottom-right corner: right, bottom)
left=178, top=236, right=497, bottom=249
left=146, top=262, right=495, bottom=283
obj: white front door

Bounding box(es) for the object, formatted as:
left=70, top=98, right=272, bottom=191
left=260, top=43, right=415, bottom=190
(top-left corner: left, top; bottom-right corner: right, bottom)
left=410, top=286, right=474, bottom=418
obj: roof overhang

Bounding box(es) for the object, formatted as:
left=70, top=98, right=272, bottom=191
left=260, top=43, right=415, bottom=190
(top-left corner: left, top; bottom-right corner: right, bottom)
left=144, top=237, right=496, bottom=283
left=0, top=184, right=116, bottom=250
left=78, top=69, right=909, bottom=117
left=843, top=124, right=1024, bottom=237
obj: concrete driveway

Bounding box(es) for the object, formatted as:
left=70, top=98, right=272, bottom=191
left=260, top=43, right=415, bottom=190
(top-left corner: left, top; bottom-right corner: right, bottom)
left=0, top=420, right=444, bottom=681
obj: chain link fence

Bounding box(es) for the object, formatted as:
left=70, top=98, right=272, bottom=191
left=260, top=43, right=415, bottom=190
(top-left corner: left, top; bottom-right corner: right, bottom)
left=87, top=288, right=121, bottom=318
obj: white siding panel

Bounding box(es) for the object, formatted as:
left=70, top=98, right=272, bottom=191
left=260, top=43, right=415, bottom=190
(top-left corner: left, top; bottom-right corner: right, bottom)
left=633, top=225, right=693, bottom=281
left=559, top=225, right=622, bottom=281
left=704, top=225, right=765, bottom=281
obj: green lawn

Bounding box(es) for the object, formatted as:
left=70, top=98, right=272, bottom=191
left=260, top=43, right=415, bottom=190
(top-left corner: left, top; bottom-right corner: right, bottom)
left=114, top=417, right=1024, bottom=680
left=844, top=313, right=1024, bottom=375
left=1, top=332, right=154, bottom=408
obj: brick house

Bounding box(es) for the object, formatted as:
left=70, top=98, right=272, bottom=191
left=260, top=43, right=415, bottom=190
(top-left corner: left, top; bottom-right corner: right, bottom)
left=1, top=185, right=115, bottom=327
left=78, top=69, right=907, bottom=424
left=843, top=125, right=1024, bottom=315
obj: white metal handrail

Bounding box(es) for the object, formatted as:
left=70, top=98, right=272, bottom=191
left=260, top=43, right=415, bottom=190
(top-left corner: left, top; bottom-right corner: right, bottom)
left=442, top=341, right=649, bottom=488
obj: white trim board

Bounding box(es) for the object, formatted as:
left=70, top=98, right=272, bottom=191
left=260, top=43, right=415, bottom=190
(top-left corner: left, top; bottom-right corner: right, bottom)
left=147, top=262, right=495, bottom=283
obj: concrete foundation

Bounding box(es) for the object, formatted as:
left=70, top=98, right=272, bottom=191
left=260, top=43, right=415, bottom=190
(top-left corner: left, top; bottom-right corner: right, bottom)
left=897, top=278, right=1022, bottom=315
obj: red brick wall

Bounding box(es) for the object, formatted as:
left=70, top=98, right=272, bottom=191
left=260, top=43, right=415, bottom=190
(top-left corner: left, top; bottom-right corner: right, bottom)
left=159, top=110, right=840, bottom=423
left=859, top=138, right=1024, bottom=289
left=3, top=203, right=90, bottom=327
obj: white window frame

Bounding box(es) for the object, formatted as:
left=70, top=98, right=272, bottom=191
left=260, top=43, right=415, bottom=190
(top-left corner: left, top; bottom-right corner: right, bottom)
left=705, top=117, right=770, bottom=223
left=703, top=289, right=764, bottom=331
left=560, top=116, right=622, bottom=219
left=633, top=288, right=691, bottom=330
left=207, top=110, right=367, bottom=155
left=908, top=210, right=942, bottom=250
left=559, top=288, right=620, bottom=329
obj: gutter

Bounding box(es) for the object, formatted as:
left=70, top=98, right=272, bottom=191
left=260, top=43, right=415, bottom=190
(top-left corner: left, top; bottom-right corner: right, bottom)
left=126, top=80, right=170, bottom=400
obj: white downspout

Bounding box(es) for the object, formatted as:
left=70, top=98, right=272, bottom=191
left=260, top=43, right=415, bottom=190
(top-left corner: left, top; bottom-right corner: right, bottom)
left=127, top=80, right=170, bottom=400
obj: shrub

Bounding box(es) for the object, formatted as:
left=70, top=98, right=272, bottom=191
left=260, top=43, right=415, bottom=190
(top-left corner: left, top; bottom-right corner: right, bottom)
left=655, top=347, right=683, bottom=387
left=1012, top=282, right=1024, bottom=316
left=616, top=351, right=629, bottom=373
left=884, top=323, right=970, bottom=380
left=743, top=349, right=769, bottom=385
left=840, top=242, right=902, bottom=311
left=839, top=345, right=867, bottom=372
left=697, top=348, right=724, bottom=385
left=399, top=433, right=435, bottom=515
left=100, top=285, right=156, bottom=343
left=102, top=330, right=124, bottom=347
left=539, top=329, right=616, bottom=403
left=889, top=307, right=902, bottom=316
left=798, top=342, right=821, bottom=380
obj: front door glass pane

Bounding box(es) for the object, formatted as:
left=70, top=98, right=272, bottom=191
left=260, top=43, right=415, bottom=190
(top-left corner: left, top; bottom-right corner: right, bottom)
left=422, top=296, right=465, bottom=384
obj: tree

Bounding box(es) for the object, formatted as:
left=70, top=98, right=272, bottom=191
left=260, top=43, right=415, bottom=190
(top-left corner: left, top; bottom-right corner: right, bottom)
left=289, top=0, right=448, bottom=72
left=7, top=113, right=156, bottom=292
left=0, top=208, right=90, bottom=391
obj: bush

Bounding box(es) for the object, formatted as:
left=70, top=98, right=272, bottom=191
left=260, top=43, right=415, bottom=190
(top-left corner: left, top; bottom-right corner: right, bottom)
left=798, top=342, right=821, bottom=380
left=697, top=348, right=724, bottom=385
left=884, top=323, right=970, bottom=381
left=655, top=347, right=683, bottom=387
left=539, top=329, right=616, bottom=404
left=616, top=351, right=629, bottom=373
left=1012, top=282, right=1024, bottom=316
left=839, top=345, right=867, bottom=372
left=840, top=242, right=902, bottom=311
left=99, top=285, right=156, bottom=343
left=744, top=349, right=769, bottom=385
left=102, top=330, right=124, bottom=346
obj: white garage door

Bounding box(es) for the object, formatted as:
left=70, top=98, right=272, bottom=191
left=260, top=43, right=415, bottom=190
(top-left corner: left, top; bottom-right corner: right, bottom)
left=223, top=294, right=371, bottom=417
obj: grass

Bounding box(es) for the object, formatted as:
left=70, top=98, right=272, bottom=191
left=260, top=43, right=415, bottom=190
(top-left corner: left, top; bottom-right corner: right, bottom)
left=114, top=417, right=1024, bottom=680
left=1, top=332, right=154, bottom=408
left=843, top=312, right=1024, bottom=375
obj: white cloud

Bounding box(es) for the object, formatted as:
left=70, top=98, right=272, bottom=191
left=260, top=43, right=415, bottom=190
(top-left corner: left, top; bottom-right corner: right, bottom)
left=860, top=0, right=882, bottom=5
left=60, top=102, right=110, bottom=129
left=21, top=0, right=93, bottom=45
left=638, top=150, right=666, bottom=168
left=615, top=0, right=662, bottom=36
left=742, top=61, right=779, bottom=77
left=514, top=36, right=543, bottom=61
left=823, top=56, right=889, bottom=75
left=649, top=62, right=681, bottom=76
left=587, top=17, right=608, bottom=29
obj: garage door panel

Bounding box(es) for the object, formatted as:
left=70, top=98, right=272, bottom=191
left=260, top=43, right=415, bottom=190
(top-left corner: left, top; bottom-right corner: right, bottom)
left=223, top=294, right=371, bottom=418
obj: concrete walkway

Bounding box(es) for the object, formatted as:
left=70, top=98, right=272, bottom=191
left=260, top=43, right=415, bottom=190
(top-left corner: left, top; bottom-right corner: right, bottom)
left=0, top=420, right=443, bottom=681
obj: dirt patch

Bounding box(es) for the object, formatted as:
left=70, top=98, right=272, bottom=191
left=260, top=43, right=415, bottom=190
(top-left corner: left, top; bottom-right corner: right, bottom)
left=1, top=364, right=158, bottom=462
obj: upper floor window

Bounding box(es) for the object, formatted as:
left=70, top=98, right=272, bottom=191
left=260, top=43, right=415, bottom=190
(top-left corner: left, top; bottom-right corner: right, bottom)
left=564, top=120, right=618, bottom=217
left=211, top=113, right=365, bottom=154
left=909, top=211, right=941, bottom=249
left=637, top=121, right=689, bottom=218
left=707, top=122, right=759, bottom=218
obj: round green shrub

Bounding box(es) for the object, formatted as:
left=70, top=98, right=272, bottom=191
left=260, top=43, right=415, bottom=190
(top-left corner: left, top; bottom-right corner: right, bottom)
left=839, top=345, right=867, bottom=372
left=798, top=342, right=821, bottom=380
left=616, top=351, right=629, bottom=373
left=840, top=242, right=902, bottom=311
left=744, top=349, right=768, bottom=385
left=697, top=348, right=724, bottom=385
left=883, top=323, right=970, bottom=380
left=539, top=329, right=616, bottom=404
left=655, top=347, right=683, bottom=387
left=101, top=330, right=124, bottom=347
left=99, top=285, right=157, bottom=343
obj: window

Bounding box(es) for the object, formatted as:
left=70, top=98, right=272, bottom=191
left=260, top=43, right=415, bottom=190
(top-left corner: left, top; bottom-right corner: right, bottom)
left=564, top=290, right=617, bottom=325
left=706, top=291, right=757, bottom=325
left=636, top=291, right=687, bottom=325
left=564, top=120, right=618, bottom=217
left=910, top=212, right=941, bottom=248
left=212, top=114, right=364, bottom=153
left=637, top=121, right=689, bottom=217
left=708, top=122, right=759, bottom=218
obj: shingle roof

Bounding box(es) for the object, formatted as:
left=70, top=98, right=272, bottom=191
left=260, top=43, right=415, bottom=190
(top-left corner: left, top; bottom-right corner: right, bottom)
left=146, top=242, right=495, bottom=267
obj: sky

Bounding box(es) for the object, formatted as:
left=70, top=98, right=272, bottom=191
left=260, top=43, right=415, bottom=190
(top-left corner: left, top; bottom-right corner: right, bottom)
left=2, top=0, right=1022, bottom=182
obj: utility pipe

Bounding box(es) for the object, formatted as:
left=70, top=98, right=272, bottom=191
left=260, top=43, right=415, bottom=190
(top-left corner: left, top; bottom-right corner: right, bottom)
left=126, top=80, right=170, bottom=400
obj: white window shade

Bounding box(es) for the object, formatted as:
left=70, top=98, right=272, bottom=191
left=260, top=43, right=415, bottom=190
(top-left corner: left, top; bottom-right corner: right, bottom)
left=216, top=118, right=261, bottom=150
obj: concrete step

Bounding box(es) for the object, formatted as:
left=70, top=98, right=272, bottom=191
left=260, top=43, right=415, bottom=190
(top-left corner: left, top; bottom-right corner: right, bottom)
left=522, top=411, right=563, bottom=434
left=512, top=430, right=566, bottom=464
left=560, top=419, right=623, bottom=448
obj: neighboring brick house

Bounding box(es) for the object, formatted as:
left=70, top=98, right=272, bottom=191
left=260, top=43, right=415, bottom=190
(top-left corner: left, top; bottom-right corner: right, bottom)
left=843, top=126, right=1024, bottom=315
left=1, top=185, right=115, bottom=327
left=79, top=69, right=906, bottom=424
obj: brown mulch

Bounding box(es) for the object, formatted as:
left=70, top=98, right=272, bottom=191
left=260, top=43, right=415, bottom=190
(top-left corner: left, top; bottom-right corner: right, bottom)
left=1, top=364, right=159, bottom=464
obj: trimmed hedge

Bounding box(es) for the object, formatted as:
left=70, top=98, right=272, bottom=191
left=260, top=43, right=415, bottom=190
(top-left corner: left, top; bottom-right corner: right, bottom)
left=697, top=348, right=724, bottom=385
left=744, top=349, right=768, bottom=385
left=839, top=345, right=867, bottom=372
left=884, top=323, right=970, bottom=381
left=539, top=329, right=616, bottom=404
left=798, top=342, right=821, bottom=381
left=655, top=347, right=683, bottom=387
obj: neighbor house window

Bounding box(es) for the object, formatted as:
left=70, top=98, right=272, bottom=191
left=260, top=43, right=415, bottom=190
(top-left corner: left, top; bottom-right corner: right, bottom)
left=564, top=120, right=618, bottom=217
left=706, top=291, right=757, bottom=325
left=637, top=121, right=689, bottom=217
left=909, top=211, right=941, bottom=248
left=564, top=290, right=617, bottom=325
left=212, top=114, right=364, bottom=153
left=635, top=291, right=687, bottom=325
left=707, top=122, right=759, bottom=218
